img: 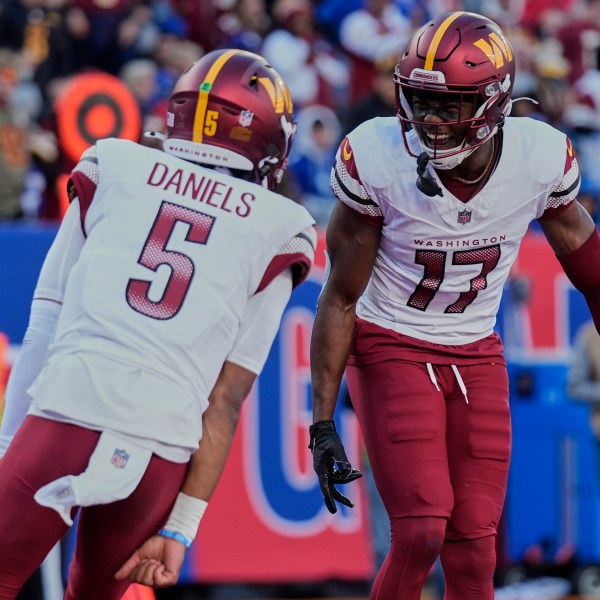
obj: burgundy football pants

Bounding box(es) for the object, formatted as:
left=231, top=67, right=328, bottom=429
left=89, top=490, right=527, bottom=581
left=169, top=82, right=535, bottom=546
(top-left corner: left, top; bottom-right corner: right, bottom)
left=0, top=416, right=187, bottom=600
left=346, top=360, right=510, bottom=600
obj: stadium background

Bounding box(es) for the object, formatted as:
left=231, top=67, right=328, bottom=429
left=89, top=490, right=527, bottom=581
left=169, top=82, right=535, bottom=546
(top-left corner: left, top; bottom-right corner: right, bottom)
left=2, top=0, right=600, bottom=598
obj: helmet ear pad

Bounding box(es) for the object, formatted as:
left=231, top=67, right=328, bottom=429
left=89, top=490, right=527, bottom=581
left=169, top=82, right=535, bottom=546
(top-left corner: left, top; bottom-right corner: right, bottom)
left=165, top=49, right=296, bottom=190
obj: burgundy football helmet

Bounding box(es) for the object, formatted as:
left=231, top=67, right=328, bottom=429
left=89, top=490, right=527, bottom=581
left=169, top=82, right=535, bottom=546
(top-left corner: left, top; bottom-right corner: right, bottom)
left=395, top=11, right=515, bottom=169
left=164, top=49, right=296, bottom=190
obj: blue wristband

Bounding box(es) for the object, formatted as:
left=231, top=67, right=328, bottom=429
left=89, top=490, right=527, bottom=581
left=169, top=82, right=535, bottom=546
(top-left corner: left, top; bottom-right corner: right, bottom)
left=158, top=528, right=192, bottom=548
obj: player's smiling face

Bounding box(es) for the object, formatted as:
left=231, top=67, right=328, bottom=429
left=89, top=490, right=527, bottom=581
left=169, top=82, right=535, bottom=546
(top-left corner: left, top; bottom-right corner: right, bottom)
left=411, top=91, right=476, bottom=152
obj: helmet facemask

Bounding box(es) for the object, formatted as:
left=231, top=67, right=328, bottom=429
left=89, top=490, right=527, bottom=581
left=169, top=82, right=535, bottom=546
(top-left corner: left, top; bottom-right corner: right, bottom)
left=257, top=114, right=297, bottom=189
left=396, top=70, right=512, bottom=169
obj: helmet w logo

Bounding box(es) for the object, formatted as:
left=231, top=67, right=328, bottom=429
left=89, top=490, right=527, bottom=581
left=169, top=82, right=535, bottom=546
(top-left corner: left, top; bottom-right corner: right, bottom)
left=258, top=77, right=293, bottom=114
left=473, top=32, right=513, bottom=68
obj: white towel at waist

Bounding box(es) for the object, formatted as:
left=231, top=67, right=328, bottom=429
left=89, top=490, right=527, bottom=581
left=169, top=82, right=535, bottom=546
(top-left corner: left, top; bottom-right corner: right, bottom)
left=34, top=430, right=153, bottom=526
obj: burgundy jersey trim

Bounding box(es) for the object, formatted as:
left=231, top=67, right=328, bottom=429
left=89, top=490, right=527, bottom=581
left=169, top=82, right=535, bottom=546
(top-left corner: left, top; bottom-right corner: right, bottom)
left=332, top=160, right=379, bottom=209
left=69, top=171, right=97, bottom=237
left=339, top=137, right=361, bottom=181
left=345, top=200, right=384, bottom=227
left=538, top=200, right=574, bottom=221
left=256, top=253, right=312, bottom=293
left=331, top=138, right=382, bottom=220
left=540, top=136, right=580, bottom=220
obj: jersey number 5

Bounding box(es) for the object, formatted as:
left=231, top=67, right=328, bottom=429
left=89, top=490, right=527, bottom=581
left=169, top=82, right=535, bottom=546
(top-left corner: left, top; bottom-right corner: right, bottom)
left=126, top=201, right=216, bottom=320
left=407, top=245, right=501, bottom=313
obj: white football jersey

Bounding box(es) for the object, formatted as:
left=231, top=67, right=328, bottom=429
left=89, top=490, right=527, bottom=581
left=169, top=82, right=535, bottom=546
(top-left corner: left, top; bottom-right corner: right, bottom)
left=332, top=116, right=580, bottom=345
left=29, top=138, right=315, bottom=460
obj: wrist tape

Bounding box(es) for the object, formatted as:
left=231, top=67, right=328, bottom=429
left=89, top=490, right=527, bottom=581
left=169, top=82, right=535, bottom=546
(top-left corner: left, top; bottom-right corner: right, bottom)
left=159, top=492, right=208, bottom=548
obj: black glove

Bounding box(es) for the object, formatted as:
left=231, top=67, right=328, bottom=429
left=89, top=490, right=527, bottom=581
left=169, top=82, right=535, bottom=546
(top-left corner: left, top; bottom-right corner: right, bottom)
left=309, top=420, right=362, bottom=514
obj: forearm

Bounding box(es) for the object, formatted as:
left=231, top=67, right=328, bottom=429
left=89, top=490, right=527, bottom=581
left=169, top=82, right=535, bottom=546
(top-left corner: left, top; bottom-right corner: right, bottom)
left=160, top=361, right=254, bottom=547
left=540, top=202, right=600, bottom=330
left=180, top=392, right=241, bottom=501
left=559, top=228, right=600, bottom=332
left=309, top=201, right=380, bottom=422
left=179, top=358, right=258, bottom=499
left=310, top=291, right=357, bottom=422
left=309, top=287, right=364, bottom=515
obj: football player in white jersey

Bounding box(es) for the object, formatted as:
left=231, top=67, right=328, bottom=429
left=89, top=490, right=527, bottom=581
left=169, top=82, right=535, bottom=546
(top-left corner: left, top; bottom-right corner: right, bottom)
left=308, top=11, right=600, bottom=600
left=0, top=49, right=316, bottom=598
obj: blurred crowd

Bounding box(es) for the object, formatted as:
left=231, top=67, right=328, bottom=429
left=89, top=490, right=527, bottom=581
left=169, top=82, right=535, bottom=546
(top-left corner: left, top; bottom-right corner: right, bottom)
left=2, top=0, right=600, bottom=226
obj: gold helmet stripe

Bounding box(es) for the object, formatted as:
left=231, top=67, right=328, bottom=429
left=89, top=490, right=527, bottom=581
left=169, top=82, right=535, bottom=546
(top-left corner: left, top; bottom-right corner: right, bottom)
left=193, top=49, right=240, bottom=143
left=424, top=11, right=465, bottom=71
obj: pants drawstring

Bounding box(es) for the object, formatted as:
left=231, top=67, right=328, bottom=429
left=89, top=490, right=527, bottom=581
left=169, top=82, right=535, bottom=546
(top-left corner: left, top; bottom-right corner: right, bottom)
left=451, top=364, right=469, bottom=404
left=426, top=363, right=440, bottom=391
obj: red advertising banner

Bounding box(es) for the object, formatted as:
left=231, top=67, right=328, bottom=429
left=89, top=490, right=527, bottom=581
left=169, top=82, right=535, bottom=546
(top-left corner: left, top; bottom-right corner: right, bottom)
left=193, top=403, right=373, bottom=582
left=181, top=232, right=375, bottom=582
left=506, top=230, right=589, bottom=355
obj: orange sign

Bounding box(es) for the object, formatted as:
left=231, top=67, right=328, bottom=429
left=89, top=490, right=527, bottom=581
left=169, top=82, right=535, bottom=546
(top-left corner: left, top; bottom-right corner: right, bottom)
left=54, top=72, right=141, bottom=165
left=122, top=585, right=155, bottom=600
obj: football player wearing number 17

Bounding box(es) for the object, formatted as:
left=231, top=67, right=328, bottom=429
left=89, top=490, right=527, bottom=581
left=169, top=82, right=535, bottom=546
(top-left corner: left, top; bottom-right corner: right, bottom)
left=0, top=49, right=316, bottom=599
left=308, top=11, right=600, bottom=600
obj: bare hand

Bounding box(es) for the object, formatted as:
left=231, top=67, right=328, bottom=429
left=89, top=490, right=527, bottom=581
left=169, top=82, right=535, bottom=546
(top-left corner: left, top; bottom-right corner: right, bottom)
left=114, top=535, right=186, bottom=588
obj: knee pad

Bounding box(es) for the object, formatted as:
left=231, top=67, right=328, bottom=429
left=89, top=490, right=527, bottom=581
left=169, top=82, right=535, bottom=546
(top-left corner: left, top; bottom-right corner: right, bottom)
left=446, top=494, right=502, bottom=540
left=442, top=535, right=497, bottom=582
left=390, top=515, right=446, bottom=560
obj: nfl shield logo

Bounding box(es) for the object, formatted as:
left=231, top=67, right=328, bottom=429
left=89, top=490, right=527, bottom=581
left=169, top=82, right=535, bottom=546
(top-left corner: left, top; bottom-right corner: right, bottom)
left=239, top=110, right=254, bottom=127
left=457, top=209, right=472, bottom=225
left=111, top=449, right=129, bottom=469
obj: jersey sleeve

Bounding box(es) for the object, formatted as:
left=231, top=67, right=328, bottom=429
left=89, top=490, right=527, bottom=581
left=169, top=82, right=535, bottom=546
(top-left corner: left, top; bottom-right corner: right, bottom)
left=0, top=299, right=61, bottom=456
left=255, top=224, right=317, bottom=293
left=69, top=144, right=100, bottom=235
left=227, top=269, right=293, bottom=374
left=0, top=202, right=84, bottom=455
left=539, top=136, right=581, bottom=221
left=34, top=199, right=85, bottom=304
left=330, top=136, right=383, bottom=226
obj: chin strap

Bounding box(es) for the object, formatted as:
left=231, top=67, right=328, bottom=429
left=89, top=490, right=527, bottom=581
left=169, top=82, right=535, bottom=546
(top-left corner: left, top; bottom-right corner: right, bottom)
left=416, top=153, right=443, bottom=197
